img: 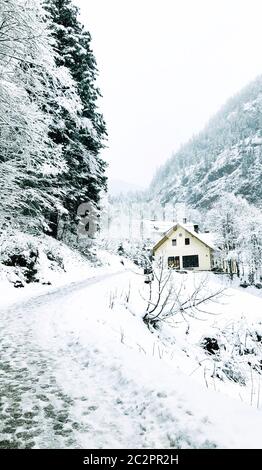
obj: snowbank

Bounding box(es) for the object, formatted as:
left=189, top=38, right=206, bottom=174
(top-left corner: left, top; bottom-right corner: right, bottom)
left=0, top=231, right=124, bottom=309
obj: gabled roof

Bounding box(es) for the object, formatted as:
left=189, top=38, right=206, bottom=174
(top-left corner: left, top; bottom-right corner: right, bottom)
left=153, top=222, right=217, bottom=253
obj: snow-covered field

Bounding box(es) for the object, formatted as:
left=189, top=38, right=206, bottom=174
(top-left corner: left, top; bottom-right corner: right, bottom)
left=1, top=245, right=262, bottom=449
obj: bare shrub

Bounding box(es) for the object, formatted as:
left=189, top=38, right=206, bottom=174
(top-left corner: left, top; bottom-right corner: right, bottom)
left=142, top=258, right=225, bottom=328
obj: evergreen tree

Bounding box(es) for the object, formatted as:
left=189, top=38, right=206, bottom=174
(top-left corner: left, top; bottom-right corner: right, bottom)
left=0, top=0, right=80, bottom=233
left=43, top=0, right=107, bottom=238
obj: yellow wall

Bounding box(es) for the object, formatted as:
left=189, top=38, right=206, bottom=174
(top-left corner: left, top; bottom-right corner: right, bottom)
left=154, top=225, right=213, bottom=271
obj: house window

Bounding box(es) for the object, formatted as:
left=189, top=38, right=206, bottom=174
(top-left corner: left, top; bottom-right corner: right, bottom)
left=182, top=255, right=199, bottom=268
left=168, top=256, right=180, bottom=269
left=172, top=239, right=177, bottom=246
left=185, top=238, right=190, bottom=245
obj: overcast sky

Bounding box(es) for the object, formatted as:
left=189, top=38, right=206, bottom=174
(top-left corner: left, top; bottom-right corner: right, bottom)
left=75, top=0, right=262, bottom=188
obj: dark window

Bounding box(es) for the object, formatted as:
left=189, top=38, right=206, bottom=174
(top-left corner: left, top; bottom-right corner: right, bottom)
left=168, top=256, right=180, bottom=269
left=185, top=238, right=190, bottom=245
left=182, top=255, right=199, bottom=268
left=172, top=239, right=177, bottom=246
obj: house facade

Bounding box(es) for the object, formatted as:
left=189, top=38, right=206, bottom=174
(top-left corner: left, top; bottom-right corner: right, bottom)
left=152, top=222, right=216, bottom=271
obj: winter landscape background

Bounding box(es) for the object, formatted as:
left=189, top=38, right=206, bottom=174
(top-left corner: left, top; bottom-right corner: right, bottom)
left=0, top=0, right=262, bottom=450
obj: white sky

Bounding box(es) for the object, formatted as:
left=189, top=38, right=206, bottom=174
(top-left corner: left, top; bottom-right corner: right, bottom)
left=75, top=0, right=262, bottom=188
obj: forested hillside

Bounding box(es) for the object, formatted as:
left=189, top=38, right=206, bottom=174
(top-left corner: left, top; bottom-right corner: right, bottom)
left=150, top=76, right=262, bottom=209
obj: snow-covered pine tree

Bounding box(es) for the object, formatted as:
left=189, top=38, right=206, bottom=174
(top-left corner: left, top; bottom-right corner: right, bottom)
left=0, top=0, right=80, bottom=233
left=43, top=0, right=107, bottom=238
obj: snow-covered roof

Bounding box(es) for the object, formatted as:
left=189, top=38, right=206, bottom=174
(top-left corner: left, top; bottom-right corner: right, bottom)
left=145, top=220, right=176, bottom=234
left=179, top=223, right=217, bottom=250
left=195, top=231, right=218, bottom=250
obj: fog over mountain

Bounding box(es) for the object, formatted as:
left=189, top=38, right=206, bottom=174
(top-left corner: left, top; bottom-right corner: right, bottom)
left=108, top=178, right=143, bottom=197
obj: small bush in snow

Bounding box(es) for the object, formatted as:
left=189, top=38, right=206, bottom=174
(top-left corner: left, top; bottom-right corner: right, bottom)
left=222, top=362, right=247, bottom=385
left=201, top=337, right=220, bottom=355
left=45, top=249, right=65, bottom=271
left=199, top=321, right=262, bottom=388
left=1, top=237, right=39, bottom=283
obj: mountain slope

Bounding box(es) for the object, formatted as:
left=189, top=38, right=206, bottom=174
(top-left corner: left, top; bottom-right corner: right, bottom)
left=150, top=75, right=262, bottom=208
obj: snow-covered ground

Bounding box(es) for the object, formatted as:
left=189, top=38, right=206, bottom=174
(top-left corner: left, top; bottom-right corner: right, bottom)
left=1, top=251, right=262, bottom=449
left=0, top=231, right=123, bottom=309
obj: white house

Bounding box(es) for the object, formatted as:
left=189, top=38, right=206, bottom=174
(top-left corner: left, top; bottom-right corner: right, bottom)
left=152, top=220, right=217, bottom=271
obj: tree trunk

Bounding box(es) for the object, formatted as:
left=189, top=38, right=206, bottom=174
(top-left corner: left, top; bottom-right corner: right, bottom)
left=49, top=211, right=59, bottom=239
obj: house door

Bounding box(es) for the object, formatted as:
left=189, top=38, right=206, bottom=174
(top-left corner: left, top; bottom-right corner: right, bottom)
left=168, top=256, right=180, bottom=269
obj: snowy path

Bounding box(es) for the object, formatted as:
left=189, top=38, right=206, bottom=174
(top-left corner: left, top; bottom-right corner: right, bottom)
left=0, top=269, right=165, bottom=449
left=0, top=271, right=128, bottom=449
left=1, top=269, right=262, bottom=449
